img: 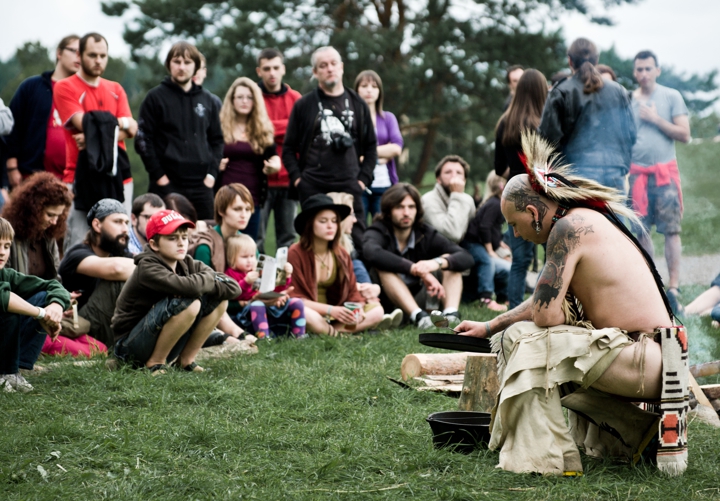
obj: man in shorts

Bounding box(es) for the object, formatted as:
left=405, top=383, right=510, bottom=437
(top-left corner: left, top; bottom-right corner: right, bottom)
left=629, top=50, right=690, bottom=305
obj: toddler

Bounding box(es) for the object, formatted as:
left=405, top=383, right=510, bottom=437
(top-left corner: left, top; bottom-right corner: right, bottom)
left=225, top=235, right=306, bottom=339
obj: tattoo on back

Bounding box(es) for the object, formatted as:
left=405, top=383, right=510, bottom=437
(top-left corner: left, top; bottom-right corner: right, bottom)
left=534, top=214, right=594, bottom=310
left=504, top=185, right=549, bottom=226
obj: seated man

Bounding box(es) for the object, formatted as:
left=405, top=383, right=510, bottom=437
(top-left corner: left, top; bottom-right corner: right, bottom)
left=58, top=199, right=135, bottom=347
left=421, top=155, right=476, bottom=244
left=112, top=210, right=240, bottom=372
left=0, top=217, right=71, bottom=392
left=363, top=183, right=474, bottom=328
left=457, top=133, right=683, bottom=476
left=128, top=193, right=165, bottom=255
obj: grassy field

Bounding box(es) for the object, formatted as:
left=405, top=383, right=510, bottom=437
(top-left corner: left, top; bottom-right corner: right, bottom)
left=3, top=143, right=720, bottom=500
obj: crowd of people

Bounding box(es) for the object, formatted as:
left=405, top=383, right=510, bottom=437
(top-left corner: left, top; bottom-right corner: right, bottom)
left=0, top=30, right=710, bottom=477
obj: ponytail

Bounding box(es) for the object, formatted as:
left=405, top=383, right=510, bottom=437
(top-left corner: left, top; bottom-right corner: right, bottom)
left=567, top=38, right=604, bottom=94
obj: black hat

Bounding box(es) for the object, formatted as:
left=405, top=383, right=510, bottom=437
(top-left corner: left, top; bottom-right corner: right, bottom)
left=293, top=194, right=352, bottom=235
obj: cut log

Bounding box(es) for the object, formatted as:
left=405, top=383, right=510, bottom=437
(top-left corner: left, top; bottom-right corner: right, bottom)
left=690, top=361, right=720, bottom=378
left=457, top=354, right=500, bottom=413
left=700, top=384, right=720, bottom=400
left=400, top=352, right=473, bottom=381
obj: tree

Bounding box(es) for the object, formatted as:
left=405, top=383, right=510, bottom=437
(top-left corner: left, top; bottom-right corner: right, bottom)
left=104, top=0, right=635, bottom=183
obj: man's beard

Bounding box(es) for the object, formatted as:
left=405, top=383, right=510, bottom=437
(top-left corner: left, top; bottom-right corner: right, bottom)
left=81, top=59, right=104, bottom=77
left=99, top=229, right=128, bottom=256
left=173, top=74, right=193, bottom=86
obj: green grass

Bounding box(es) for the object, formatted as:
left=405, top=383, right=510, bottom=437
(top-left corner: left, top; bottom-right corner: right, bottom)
left=3, top=302, right=720, bottom=500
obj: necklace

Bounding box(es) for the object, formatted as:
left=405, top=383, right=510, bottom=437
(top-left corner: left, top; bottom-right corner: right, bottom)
left=315, top=251, right=332, bottom=279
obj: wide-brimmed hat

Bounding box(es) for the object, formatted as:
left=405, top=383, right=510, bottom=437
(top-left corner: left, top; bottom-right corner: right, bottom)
left=293, top=194, right=352, bottom=235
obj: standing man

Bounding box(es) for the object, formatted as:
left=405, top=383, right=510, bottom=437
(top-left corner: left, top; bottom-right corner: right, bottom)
left=255, top=48, right=302, bottom=253
left=363, top=183, right=474, bottom=328
left=6, top=35, right=80, bottom=186
left=421, top=155, right=476, bottom=244
left=128, top=193, right=165, bottom=255
left=192, top=52, right=223, bottom=110
left=629, top=50, right=690, bottom=305
left=54, top=33, right=138, bottom=250
left=283, top=46, right=377, bottom=249
left=135, top=41, right=224, bottom=221
left=502, top=65, right=524, bottom=111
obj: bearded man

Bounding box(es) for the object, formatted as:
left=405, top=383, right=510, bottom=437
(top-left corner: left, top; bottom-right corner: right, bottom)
left=58, top=199, right=135, bottom=346
left=456, top=133, right=688, bottom=477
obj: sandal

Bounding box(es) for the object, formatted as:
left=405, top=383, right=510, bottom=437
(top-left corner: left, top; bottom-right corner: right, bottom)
left=171, top=361, right=205, bottom=372
left=325, top=324, right=338, bottom=337
left=480, top=298, right=508, bottom=312
left=145, top=364, right=167, bottom=376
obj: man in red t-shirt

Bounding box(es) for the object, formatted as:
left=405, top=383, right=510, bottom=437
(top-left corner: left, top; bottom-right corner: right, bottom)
left=255, top=48, right=302, bottom=253
left=53, top=32, right=137, bottom=251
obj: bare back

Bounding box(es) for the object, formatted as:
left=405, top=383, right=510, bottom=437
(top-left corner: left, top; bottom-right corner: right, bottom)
left=536, top=207, right=671, bottom=333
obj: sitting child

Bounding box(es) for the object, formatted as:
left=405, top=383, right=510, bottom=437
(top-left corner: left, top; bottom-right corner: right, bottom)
left=225, top=234, right=306, bottom=339
left=0, top=217, right=71, bottom=392
left=112, top=210, right=240, bottom=373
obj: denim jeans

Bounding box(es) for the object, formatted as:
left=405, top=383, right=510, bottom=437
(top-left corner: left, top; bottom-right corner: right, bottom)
left=257, top=188, right=298, bottom=253
left=506, top=227, right=535, bottom=309
left=114, top=294, right=221, bottom=367
left=462, top=242, right=510, bottom=302
left=0, top=291, right=48, bottom=374
left=571, top=165, right=628, bottom=194
left=362, top=186, right=389, bottom=222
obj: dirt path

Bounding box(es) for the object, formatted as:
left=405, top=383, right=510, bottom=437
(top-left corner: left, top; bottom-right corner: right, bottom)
left=654, top=253, right=720, bottom=287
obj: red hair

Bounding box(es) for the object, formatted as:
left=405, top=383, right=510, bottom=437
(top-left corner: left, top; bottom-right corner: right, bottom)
left=1, top=172, right=73, bottom=242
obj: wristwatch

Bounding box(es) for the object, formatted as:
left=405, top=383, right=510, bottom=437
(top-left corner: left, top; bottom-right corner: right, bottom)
left=35, top=307, right=46, bottom=320
left=433, top=257, right=445, bottom=269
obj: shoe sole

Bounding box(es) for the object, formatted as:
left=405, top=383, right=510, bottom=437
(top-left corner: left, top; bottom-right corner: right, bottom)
left=389, top=309, right=403, bottom=328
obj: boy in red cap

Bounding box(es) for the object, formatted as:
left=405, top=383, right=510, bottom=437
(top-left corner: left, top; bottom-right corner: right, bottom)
left=111, top=210, right=240, bottom=373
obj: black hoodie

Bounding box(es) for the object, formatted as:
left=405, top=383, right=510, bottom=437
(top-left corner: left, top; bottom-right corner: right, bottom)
left=136, top=76, right=224, bottom=187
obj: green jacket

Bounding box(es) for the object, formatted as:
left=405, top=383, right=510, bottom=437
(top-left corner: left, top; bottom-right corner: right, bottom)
left=0, top=267, right=71, bottom=313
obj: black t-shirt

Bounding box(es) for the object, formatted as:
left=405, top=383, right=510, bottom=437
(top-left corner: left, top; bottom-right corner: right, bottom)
left=58, top=243, right=100, bottom=309
left=303, top=90, right=360, bottom=187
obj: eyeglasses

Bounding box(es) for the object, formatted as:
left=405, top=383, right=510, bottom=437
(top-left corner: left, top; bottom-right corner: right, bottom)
left=63, top=47, right=79, bottom=55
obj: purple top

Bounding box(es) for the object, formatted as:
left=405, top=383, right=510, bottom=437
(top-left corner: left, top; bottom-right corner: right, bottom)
left=375, top=111, right=403, bottom=185
left=222, top=141, right=275, bottom=206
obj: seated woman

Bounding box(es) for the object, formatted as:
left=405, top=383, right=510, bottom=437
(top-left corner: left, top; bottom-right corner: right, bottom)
left=288, top=194, right=384, bottom=336
left=327, top=191, right=402, bottom=328
left=2, top=172, right=106, bottom=357
left=683, top=272, right=720, bottom=328
left=461, top=171, right=510, bottom=311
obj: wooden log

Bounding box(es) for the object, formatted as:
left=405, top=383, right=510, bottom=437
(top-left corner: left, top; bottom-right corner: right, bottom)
left=457, top=354, right=500, bottom=413
left=400, top=352, right=473, bottom=381
left=700, top=384, right=720, bottom=400
left=690, top=361, right=720, bottom=378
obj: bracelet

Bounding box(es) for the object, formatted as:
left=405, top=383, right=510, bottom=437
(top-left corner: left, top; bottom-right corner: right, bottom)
left=484, top=321, right=492, bottom=337
left=325, top=305, right=333, bottom=323
left=6, top=167, right=18, bottom=171
left=35, top=307, right=46, bottom=320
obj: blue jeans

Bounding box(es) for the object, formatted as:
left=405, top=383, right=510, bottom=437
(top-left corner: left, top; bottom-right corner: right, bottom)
left=462, top=242, right=510, bottom=302
left=257, top=188, right=298, bottom=253
left=352, top=259, right=372, bottom=284
left=0, top=291, right=48, bottom=374
left=114, top=295, right=221, bottom=367
left=571, top=165, right=628, bottom=194
left=362, top=186, right=389, bottom=222
left=506, top=227, right=535, bottom=309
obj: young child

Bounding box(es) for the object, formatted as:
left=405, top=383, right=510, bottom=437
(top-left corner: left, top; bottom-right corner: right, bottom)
left=225, top=234, right=306, bottom=339
left=0, top=217, right=71, bottom=392
left=112, top=210, right=241, bottom=373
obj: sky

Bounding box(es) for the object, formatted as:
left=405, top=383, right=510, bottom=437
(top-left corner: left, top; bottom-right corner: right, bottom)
left=1, top=0, right=718, bottom=79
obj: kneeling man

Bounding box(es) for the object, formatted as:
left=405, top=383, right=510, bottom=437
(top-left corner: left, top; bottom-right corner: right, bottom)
left=457, top=133, right=683, bottom=476
left=111, top=210, right=240, bottom=372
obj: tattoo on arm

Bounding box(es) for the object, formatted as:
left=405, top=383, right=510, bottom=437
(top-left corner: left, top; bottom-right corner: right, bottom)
left=504, top=185, right=549, bottom=229
left=534, top=215, right=594, bottom=310
left=492, top=299, right=533, bottom=333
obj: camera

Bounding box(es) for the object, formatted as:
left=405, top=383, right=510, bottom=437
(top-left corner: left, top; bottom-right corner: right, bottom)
left=331, top=131, right=354, bottom=152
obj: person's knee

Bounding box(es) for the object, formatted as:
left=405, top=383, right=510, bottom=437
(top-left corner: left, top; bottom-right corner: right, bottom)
left=250, top=300, right=264, bottom=307
left=180, top=299, right=202, bottom=318
left=214, top=300, right=229, bottom=315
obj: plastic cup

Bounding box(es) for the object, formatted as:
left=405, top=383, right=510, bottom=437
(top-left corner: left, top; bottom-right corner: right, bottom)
left=343, top=302, right=362, bottom=325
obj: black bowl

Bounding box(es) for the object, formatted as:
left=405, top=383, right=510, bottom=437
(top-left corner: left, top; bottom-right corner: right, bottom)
left=427, top=411, right=491, bottom=453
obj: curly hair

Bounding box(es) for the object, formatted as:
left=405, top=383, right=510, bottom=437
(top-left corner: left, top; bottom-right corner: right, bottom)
left=1, top=172, right=73, bottom=242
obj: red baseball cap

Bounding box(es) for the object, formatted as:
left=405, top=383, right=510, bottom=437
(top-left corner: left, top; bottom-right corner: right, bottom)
left=145, top=210, right=196, bottom=240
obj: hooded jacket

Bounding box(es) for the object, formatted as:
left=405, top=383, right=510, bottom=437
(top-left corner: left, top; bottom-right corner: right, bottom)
left=135, top=77, right=224, bottom=187
left=111, top=247, right=241, bottom=341
left=5, top=71, right=54, bottom=175
left=259, top=82, right=302, bottom=189
left=362, top=220, right=474, bottom=275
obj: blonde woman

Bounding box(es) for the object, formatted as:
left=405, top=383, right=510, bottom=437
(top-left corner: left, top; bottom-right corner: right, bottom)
left=219, top=77, right=280, bottom=239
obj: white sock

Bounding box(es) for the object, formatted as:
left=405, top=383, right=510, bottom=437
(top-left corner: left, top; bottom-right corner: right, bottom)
left=410, top=308, right=423, bottom=321
left=442, top=307, right=458, bottom=315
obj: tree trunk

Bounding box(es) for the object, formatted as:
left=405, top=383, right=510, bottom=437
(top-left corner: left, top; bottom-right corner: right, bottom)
left=400, top=352, right=471, bottom=381
left=700, top=384, right=720, bottom=400
left=457, top=354, right=500, bottom=413
left=690, top=360, right=720, bottom=378
left=412, top=120, right=438, bottom=185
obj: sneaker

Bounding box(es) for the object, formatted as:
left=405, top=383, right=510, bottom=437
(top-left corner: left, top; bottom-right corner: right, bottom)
left=376, top=315, right=393, bottom=330
left=0, top=373, right=34, bottom=393
left=444, top=310, right=462, bottom=326
left=415, top=311, right=433, bottom=329
left=388, top=308, right=404, bottom=328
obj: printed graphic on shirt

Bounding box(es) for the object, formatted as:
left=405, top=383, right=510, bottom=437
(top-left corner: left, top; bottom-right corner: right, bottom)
left=195, top=103, right=206, bottom=117
left=318, top=108, right=354, bottom=145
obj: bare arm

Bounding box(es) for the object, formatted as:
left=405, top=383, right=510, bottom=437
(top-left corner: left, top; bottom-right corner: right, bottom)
left=638, top=103, right=690, bottom=143
left=76, top=255, right=136, bottom=281
left=69, top=112, right=137, bottom=138
left=377, top=143, right=402, bottom=159
left=456, top=298, right=533, bottom=338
